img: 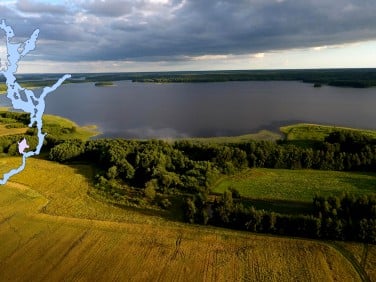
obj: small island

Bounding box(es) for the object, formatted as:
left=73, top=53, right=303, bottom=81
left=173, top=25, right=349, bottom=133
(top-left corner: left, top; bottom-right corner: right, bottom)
left=94, top=81, right=114, bottom=87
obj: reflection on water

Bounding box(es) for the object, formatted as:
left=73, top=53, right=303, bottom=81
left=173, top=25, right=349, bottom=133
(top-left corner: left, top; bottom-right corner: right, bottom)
left=1, top=80, right=376, bottom=138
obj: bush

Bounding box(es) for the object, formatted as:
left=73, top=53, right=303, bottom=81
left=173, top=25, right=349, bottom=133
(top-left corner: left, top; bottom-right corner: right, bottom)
left=160, top=198, right=172, bottom=209
left=229, top=187, right=241, bottom=199
left=106, top=166, right=118, bottom=179
left=144, top=180, right=157, bottom=200
left=49, top=139, right=85, bottom=162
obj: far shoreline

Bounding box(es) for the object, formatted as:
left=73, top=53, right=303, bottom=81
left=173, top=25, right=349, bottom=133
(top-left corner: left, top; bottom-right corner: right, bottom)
left=2, top=68, right=375, bottom=91
left=94, top=81, right=115, bottom=87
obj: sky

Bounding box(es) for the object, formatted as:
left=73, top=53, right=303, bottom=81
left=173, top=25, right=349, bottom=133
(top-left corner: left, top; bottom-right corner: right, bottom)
left=0, top=0, right=375, bottom=73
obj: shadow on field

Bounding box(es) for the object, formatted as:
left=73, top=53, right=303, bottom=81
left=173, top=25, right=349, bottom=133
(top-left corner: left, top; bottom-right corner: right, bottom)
left=64, top=161, right=185, bottom=223
left=210, top=192, right=313, bottom=215
left=338, top=172, right=376, bottom=193
left=109, top=196, right=185, bottom=223
left=281, top=139, right=321, bottom=149
left=241, top=198, right=313, bottom=215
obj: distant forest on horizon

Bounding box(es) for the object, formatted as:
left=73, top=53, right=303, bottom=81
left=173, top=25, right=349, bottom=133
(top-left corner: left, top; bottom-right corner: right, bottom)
left=4, top=68, right=376, bottom=89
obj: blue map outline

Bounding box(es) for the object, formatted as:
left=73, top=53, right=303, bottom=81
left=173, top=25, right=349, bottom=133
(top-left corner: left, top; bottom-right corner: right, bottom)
left=0, top=20, right=71, bottom=185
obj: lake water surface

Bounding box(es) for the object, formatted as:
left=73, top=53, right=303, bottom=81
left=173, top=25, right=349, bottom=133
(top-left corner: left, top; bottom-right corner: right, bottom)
left=1, top=80, right=376, bottom=138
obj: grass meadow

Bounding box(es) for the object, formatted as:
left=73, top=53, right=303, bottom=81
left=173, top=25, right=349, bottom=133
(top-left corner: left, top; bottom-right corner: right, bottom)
left=178, top=130, right=281, bottom=143
left=281, top=123, right=376, bottom=141
left=0, top=124, right=28, bottom=136
left=42, top=114, right=100, bottom=140
left=0, top=110, right=98, bottom=140
left=212, top=168, right=376, bottom=202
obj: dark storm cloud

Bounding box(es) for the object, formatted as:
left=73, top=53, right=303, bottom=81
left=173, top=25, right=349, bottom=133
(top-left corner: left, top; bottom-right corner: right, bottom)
left=16, top=0, right=68, bottom=14
left=82, top=0, right=133, bottom=17
left=3, top=0, right=376, bottom=62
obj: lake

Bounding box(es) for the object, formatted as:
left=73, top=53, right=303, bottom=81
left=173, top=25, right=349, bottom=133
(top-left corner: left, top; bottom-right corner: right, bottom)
left=1, top=80, right=376, bottom=138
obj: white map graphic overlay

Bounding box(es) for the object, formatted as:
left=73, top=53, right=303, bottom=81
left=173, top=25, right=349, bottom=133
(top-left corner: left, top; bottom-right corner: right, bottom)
left=0, top=20, right=71, bottom=185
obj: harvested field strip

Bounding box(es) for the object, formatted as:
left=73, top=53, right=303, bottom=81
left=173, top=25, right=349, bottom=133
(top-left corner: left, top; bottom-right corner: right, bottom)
left=0, top=157, right=370, bottom=281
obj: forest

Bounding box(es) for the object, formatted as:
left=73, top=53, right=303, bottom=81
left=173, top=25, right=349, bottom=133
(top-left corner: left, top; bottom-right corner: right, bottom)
left=0, top=110, right=375, bottom=243
left=48, top=131, right=376, bottom=243
left=1, top=69, right=376, bottom=92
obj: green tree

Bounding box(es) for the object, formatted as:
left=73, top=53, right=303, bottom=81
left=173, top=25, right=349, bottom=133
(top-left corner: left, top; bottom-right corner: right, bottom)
left=106, top=166, right=118, bottom=179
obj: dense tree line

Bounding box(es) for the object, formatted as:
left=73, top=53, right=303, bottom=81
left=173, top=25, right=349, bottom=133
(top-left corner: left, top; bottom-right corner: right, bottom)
left=10, top=69, right=376, bottom=88
left=0, top=134, right=39, bottom=156
left=313, top=194, right=376, bottom=242
left=176, top=131, right=376, bottom=171
left=0, top=110, right=79, bottom=155
left=130, top=69, right=376, bottom=88
left=185, top=192, right=376, bottom=243
left=82, top=139, right=219, bottom=194
left=44, top=132, right=376, bottom=243
left=49, top=139, right=85, bottom=162
left=46, top=132, right=376, bottom=198
left=0, top=111, right=30, bottom=124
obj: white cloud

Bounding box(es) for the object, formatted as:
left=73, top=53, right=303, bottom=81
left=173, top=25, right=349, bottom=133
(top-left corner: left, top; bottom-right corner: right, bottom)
left=171, top=0, right=186, bottom=13
left=0, top=0, right=16, bottom=5
left=251, top=53, right=265, bottom=58
left=15, top=39, right=376, bottom=73
left=311, top=41, right=362, bottom=52
left=312, top=46, right=328, bottom=51
left=148, top=0, right=169, bottom=4
left=190, top=54, right=230, bottom=61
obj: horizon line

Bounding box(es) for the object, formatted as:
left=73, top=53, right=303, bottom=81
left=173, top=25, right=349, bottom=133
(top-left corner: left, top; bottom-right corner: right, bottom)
left=16, top=67, right=376, bottom=75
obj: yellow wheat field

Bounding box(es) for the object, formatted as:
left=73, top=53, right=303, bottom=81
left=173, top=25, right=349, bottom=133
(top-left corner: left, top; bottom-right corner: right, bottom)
left=0, top=157, right=372, bottom=281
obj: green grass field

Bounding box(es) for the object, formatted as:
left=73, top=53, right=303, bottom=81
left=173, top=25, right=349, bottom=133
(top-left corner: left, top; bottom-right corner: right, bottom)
left=281, top=123, right=376, bottom=141
left=0, top=124, right=28, bottom=136
left=212, top=168, right=376, bottom=202
left=173, top=123, right=376, bottom=145
left=42, top=114, right=100, bottom=140
left=0, top=110, right=99, bottom=140
left=0, top=157, right=371, bottom=281
left=0, top=81, right=50, bottom=94
left=173, top=129, right=281, bottom=144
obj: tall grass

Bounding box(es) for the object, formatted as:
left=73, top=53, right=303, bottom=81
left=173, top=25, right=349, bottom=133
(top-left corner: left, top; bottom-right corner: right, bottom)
left=212, top=168, right=376, bottom=202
